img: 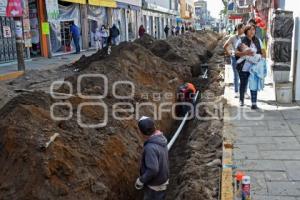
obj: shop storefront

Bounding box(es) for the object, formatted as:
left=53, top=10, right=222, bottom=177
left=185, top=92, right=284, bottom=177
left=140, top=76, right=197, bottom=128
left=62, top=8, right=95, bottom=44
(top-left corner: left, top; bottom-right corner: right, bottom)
left=46, top=0, right=84, bottom=55
left=113, top=2, right=141, bottom=42
left=0, top=0, right=34, bottom=63
left=87, top=5, right=108, bottom=48
left=87, top=0, right=116, bottom=48
left=142, top=10, right=176, bottom=39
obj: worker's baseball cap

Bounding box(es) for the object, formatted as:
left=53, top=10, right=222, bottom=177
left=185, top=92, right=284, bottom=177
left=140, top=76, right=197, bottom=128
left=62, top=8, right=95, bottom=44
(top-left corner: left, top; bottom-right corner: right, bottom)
left=138, top=116, right=155, bottom=136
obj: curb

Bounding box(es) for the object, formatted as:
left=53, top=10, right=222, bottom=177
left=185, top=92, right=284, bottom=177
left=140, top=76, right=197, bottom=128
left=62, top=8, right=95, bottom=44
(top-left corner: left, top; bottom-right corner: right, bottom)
left=0, top=71, right=24, bottom=81
left=221, top=107, right=234, bottom=200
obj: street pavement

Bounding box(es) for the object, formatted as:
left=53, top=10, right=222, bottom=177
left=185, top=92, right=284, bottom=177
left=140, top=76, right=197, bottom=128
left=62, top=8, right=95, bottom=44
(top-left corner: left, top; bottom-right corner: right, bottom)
left=224, top=64, right=300, bottom=200
left=0, top=50, right=97, bottom=75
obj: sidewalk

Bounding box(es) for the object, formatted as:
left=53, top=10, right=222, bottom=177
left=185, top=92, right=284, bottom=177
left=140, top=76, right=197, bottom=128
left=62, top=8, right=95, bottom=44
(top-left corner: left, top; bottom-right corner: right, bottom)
left=0, top=50, right=96, bottom=76
left=223, top=64, right=300, bottom=200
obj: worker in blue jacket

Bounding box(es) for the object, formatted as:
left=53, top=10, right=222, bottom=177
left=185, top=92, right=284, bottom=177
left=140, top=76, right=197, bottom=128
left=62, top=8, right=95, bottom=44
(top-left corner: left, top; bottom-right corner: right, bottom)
left=70, top=22, right=81, bottom=54
left=135, top=116, right=169, bottom=200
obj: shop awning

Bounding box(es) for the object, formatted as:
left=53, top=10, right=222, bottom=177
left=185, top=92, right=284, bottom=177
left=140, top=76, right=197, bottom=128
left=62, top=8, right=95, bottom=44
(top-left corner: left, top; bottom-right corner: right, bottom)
left=88, top=0, right=117, bottom=8
left=60, top=0, right=86, bottom=4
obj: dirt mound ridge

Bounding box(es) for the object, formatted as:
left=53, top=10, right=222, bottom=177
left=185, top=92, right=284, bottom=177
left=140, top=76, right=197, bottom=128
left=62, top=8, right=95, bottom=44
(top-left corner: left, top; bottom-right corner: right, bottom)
left=136, top=30, right=219, bottom=66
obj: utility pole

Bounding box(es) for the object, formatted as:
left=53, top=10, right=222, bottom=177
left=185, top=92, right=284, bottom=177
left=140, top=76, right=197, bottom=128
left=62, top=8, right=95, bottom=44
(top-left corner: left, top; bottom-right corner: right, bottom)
left=6, top=0, right=25, bottom=71
left=14, top=17, right=25, bottom=71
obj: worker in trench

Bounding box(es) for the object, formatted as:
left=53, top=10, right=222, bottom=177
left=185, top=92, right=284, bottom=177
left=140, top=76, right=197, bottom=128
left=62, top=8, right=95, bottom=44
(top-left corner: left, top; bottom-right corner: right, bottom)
left=175, top=82, right=197, bottom=117
left=135, top=116, right=169, bottom=200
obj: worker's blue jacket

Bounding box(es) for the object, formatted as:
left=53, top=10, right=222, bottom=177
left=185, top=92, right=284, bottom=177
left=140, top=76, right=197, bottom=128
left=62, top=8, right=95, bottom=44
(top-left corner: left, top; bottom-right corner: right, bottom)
left=139, top=132, right=169, bottom=187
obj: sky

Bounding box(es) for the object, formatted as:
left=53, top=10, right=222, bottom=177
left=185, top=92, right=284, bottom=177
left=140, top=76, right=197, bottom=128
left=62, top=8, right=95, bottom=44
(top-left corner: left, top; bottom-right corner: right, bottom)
left=206, top=0, right=225, bottom=19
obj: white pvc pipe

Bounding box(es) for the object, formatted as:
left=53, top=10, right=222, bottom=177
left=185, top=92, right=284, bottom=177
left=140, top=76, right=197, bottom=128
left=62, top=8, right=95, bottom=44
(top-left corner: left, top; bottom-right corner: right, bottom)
left=167, top=91, right=200, bottom=151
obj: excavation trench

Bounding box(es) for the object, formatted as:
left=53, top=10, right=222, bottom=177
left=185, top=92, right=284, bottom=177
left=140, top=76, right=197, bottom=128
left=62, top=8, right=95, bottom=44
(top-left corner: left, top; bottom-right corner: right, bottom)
left=165, top=40, right=225, bottom=200
left=0, top=31, right=224, bottom=200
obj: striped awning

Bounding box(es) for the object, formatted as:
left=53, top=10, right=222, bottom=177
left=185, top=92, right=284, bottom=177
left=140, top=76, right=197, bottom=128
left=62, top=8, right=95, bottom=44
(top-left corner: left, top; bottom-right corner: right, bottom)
left=60, top=0, right=86, bottom=4
left=88, top=0, right=117, bottom=8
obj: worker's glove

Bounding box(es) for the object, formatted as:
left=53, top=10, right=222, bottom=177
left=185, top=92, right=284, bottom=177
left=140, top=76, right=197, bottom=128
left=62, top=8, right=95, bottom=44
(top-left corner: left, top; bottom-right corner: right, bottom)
left=135, top=178, right=144, bottom=190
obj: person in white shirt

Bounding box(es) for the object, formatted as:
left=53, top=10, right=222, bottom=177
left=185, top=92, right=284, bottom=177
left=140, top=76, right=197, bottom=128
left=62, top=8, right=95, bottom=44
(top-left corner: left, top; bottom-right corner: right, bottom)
left=223, top=23, right=245, bottom=98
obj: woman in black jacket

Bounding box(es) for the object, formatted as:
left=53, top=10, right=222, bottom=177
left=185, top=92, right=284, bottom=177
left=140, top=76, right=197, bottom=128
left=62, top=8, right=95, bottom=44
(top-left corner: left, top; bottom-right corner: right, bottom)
left=235, top=24, right=266, bottom=109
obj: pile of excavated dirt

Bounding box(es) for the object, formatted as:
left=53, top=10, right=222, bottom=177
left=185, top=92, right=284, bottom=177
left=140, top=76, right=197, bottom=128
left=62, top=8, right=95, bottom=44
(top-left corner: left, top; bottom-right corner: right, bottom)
left=0, top=31, right=222, bottom=200
left=136, top=31, right=220, bottom=79
left=166, top=38, right=225, bottom=200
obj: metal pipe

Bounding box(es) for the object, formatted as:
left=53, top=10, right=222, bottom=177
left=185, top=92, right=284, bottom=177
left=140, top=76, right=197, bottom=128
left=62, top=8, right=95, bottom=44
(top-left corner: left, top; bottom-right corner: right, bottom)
left=202, top=69, right=208, bottom=79
left=167, top=91, right=200, bottom=151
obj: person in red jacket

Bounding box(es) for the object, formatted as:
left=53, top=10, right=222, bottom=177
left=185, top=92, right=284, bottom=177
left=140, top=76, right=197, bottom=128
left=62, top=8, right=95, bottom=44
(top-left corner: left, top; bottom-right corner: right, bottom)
left=176, top=83, right=197, bottom=117
left=139, top=25, right=146, bottom=38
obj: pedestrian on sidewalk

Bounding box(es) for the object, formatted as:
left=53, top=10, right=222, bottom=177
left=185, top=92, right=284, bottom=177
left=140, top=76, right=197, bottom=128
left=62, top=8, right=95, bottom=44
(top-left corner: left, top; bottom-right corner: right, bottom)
left=235, top=24, right=266, bottom=109
left=175, top=25, right=180, bottom=36
left=171, top=26, right=175, bottom=36
left=94, top=28, right=102, bottom=50
left=139, top=25, right=146, bottom=38
left=223, top=23, right=245, bottom=98
left=70, top=22, right=81, bottom=54
left=164, top=25, right=170, bottom=38
left=100, top=25, right=109, bottom=48
left=135, top=116, right=169, bottom=200
left=181, top=25, right=185, bottom=35
left=110, top=24, right=120, bottom=46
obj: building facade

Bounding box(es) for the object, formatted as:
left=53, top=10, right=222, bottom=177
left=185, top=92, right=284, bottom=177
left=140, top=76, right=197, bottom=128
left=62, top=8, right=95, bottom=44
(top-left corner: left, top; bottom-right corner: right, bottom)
left=141, top=0, right=179, bottom=39
left=180, top=0, right=194, bottom=21
left=194, top=0, right=208, bottom=27
left=0, top=0, right=142, bottom=64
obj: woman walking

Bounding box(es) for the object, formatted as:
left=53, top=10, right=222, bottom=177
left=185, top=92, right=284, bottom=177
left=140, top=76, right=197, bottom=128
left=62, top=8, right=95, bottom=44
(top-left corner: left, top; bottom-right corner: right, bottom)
left=223, top=23, right=245, bottom=98
left=235, top=24, right=266, bottom=109
left=100, top=25, right=109, bottom=48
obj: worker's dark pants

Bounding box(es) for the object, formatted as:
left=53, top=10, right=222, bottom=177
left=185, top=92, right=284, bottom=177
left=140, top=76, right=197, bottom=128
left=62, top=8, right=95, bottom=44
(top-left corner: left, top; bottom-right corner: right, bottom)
left=73, top=35, right=80, bottom=54
left=144, top=187, right=166, bottom=200
left=239, top=71, right=257, bottom=105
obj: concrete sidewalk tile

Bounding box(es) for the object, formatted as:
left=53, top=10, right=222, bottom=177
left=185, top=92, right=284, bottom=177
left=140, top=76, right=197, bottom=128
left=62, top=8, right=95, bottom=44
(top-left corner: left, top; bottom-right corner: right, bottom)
left=254, top=129, right=294, bottom=137
left=253, top=195, right=298, bottom=200
left=281, top=109, right=300, bottom=120
left=264, top=171, right=289, bottom=181
left=244, top=111, right=284, bottom=121
left=232, top=127, right=254, bottom=137
left=258, top=143, right=300, bottom=151
left=287, top=120, right=300, bottom=136
left=260, top=151, right=300, bottom=160
left=235, top=137, right=274, bottom=145
left=252, top=195, right=267, bottom=200
left=230, top=120, right=267, bottom=127
left=284, top=161, right=300, bottom=181
left=233, top=144, right=260, bottom=160
left=246, top=172, right=268, bottom=195
left=267, top=120, right=290, bottom=130
left=273, top=137, right=300, bottom=148
left=267, top=182, right=300, bottom=196
left=234, top=160, right=286, bottom=171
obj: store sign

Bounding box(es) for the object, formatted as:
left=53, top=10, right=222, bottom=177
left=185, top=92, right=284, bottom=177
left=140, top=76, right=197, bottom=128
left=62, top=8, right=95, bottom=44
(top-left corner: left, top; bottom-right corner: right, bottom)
left=61, top=0, right=86, bottom=4
left=42, top=22, right=50, bottom=35
left=115, top=0, right=141, bottom=7
left=46, top=0, right=59, bottom=22
left=88, top=0, right=116, bottom=8
left=0, top=0, right=7, bottom=16
left=3, top=26, right=11, bottom=38
left=6, top=0, right=23, bottom=17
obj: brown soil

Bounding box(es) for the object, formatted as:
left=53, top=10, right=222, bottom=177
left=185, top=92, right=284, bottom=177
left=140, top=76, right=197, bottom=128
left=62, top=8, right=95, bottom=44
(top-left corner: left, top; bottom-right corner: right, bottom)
left=0, top=31, right=223, bottom=200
